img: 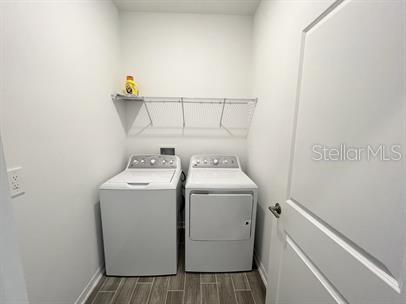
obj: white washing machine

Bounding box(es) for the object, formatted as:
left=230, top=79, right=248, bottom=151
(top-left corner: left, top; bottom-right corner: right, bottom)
left=100, top=154, right=182, bottom=276
left=185, top=155, right=257, bottom=272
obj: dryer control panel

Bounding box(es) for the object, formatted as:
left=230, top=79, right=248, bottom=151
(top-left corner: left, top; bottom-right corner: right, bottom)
left=127, top=155, right=177, bottom=169
left=191, top=155, right=239, bottom=168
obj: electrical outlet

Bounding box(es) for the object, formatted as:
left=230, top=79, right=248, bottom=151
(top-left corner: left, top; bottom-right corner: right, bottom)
left=7, top=167, right=25, bottom=197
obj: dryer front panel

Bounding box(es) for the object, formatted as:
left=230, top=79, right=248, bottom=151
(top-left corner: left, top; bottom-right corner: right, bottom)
left=189, top=193, right=253, bottom=241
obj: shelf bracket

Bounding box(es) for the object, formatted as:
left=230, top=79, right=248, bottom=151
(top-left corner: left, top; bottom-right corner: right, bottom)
left=143, top=101, right=153, bottom=127
left=181, top=98, right=185, bottom=136
left=181, top=98, right=185, bottom=128
left=219, top=98, right=226, bottom=127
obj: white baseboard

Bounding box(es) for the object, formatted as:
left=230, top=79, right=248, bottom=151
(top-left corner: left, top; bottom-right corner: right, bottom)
left=74, top=266, right=104, bottom=304
left=254, top=251, right=268, bottom=288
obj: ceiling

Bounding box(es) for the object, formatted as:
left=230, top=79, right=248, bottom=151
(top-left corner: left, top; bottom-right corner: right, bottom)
left=113, top=0, right=260, bottom=16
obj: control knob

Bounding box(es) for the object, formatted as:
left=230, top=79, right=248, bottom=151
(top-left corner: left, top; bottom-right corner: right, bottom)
left=150, top=159, right=156, bottom=165
left=213, top=159, right=219, bottom=165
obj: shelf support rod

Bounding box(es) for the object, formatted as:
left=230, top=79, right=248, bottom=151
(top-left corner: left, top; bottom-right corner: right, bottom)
left=144, top=101, right=153, bottom=127
left=219, top=98, right=226, bottom=127
left=181, top=98, right=185, bottom=128
left=181, top=97, right=185, bottom=136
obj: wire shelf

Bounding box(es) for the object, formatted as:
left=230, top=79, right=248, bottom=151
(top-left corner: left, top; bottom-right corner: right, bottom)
left=112, top=94, right=257, bottom=137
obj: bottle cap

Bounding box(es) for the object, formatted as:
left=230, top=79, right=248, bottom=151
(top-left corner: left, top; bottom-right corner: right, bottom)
left=126, top=75, right=134, bottom=81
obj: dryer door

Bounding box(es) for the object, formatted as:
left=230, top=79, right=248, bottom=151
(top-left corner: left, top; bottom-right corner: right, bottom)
left=190, top=193, right=253, bottom=241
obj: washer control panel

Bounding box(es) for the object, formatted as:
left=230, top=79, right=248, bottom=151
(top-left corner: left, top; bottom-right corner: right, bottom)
left=128, top=155, right=177, bottom=169
left=192, top=155, right=239, bottom=168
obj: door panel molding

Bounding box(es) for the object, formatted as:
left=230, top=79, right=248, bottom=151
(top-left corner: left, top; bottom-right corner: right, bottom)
left=286, top=0, right=346, bottom=199
left=286, top=234, right=349, bottom=304
left=285, top=201, right=402, bottom=302
left=303, top=0, right=345, bottom=33
left=287, top=199, right=400, bottom=293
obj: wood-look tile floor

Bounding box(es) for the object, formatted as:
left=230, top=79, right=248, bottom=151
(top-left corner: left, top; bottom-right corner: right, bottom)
left=86, top=252, right=266, bottom=304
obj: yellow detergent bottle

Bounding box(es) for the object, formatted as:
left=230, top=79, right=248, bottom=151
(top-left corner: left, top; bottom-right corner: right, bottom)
left=124, top=75, right=139, bottom=96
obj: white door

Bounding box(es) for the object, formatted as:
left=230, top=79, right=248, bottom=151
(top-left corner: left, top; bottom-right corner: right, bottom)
left=267, top=1, right=406, bottom=303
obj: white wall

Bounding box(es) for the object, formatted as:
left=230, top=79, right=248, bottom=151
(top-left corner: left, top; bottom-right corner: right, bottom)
left=0, top=2, right=126, bottom=303
left=248, top=0, right=334, bottom=281
left=119, top=12, right=253, bottom=167
left=0, top=135, right=28, bottom=304
left=0, top=8, right=28, bottom=304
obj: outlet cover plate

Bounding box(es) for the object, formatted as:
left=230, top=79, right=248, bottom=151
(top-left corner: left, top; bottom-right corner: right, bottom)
left=7, top=167, right=25, bottom=197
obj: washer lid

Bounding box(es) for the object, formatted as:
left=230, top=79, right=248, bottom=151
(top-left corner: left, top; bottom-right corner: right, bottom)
left=100, top=169, right=178, bottom=190
left=108, top=170, right=176, bottom=184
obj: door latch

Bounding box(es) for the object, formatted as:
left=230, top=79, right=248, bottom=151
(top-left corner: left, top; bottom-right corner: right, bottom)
left=268, top=203, right=282, bottom=219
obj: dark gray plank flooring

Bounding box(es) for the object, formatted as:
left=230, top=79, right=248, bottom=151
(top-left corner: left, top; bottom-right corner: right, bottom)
left=86, top=252, right=265, bottom=304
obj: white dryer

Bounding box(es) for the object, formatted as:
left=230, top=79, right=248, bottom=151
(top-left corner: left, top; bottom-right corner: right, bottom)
left=185, top=155, right=257, bottom=272
left=100, top=154, right=182, bottom=276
